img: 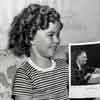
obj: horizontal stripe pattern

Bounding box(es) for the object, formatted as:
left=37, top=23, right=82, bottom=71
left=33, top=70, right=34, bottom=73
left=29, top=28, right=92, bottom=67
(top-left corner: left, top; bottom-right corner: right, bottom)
left=12, top=59, right=68, bottom=100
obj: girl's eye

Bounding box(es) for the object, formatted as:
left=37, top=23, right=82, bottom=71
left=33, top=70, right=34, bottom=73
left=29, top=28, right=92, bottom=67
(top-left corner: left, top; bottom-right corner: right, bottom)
left=48, top=34, right=53, bottom=37
left=49, top=34, right=53, bottom=37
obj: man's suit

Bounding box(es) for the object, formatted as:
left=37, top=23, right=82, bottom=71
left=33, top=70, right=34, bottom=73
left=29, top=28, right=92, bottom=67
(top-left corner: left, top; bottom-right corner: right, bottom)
left=71, top=63, right=94, bottom=85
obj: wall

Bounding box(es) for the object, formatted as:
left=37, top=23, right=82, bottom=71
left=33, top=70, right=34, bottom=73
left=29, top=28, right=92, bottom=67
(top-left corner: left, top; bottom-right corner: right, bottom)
left=62, top=0, right=100, bottom=44
left=0, top=0, right=100, bottom=49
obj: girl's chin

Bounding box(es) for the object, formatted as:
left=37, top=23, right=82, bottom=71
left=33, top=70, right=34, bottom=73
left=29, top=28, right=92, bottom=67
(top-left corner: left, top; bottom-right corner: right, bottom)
left=45, top=49, right=56, bottom=58
left=49, top=52, right=55, bottom=58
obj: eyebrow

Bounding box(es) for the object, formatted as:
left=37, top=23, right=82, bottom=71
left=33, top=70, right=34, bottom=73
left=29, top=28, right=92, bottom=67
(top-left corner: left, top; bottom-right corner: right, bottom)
left=47, top=31, right=55, bottom=35
left=47, top=30, right=60, bottom=37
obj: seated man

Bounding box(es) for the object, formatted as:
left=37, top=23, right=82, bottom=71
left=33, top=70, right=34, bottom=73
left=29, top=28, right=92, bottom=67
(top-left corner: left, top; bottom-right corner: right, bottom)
left=71, top=49, right=94, bottom=85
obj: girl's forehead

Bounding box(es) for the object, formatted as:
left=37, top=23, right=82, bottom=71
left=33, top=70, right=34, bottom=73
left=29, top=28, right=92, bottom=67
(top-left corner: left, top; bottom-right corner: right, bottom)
left=46, top=22, right=61, bottom=31
left=36, top=22, right=61, bottom=36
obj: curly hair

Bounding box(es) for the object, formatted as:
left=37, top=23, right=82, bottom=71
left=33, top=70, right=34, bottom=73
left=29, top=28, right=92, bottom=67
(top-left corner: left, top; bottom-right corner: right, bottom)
left=8, top=4, right=63, bottom=57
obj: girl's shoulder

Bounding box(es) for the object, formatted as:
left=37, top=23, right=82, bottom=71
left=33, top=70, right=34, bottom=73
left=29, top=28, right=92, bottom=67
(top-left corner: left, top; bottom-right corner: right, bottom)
left=54, top=59, right=68, bottom=72
left=55, top=58, right=68, bottom=67
left=16, top=61, right=36, bottom=75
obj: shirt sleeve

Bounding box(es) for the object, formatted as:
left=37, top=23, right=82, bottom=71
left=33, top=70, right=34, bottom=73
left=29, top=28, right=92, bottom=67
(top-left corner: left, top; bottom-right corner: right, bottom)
left=12, top=67, right=33, bottom=96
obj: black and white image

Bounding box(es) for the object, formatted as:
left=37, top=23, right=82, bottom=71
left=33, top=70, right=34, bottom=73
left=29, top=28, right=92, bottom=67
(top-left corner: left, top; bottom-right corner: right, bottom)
left=1, top=0, right=100, bottom=100
left=69, top=42, right=100, bottom=99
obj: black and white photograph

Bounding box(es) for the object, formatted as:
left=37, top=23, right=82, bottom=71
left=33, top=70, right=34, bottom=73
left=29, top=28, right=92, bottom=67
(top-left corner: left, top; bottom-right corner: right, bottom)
left=1, top=0, right=100, bottom=100
left=69, top=42, right=100, bottom=99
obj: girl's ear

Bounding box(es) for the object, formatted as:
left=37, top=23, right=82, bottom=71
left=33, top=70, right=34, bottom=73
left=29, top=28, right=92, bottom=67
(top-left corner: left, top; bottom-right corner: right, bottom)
left=31, top=41, right=36, bottom=45
left=31, top=38, right=40, bottom=45
left=31, top=40, right=39, bottom=46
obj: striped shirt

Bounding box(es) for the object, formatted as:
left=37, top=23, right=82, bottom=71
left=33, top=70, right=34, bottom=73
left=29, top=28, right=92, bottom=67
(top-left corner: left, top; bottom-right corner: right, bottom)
left=12, top=59, right=68, bottom=100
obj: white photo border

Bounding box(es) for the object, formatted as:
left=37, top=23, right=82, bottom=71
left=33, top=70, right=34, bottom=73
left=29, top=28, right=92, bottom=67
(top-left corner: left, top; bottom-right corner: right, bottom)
left=68, top=41, right=100, bottom=98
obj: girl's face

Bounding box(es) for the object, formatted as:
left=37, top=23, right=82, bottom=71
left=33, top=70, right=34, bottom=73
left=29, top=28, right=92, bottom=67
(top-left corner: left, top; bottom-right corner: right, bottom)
left=32, top=22, right=61, bottom=58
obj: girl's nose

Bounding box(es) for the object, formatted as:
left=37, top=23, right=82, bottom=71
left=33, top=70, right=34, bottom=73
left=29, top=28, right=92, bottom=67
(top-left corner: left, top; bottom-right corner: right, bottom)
left=53, top=36, right=60, bottom=45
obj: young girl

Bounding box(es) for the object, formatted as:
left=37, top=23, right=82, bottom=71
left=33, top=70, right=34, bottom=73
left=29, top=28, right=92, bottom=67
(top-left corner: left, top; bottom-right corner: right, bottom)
left=8, top=4, right=68, bottom=100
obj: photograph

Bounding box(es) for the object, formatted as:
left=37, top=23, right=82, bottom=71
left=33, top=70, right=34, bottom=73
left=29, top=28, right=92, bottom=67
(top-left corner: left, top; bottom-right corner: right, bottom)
left=69, top=42, right=100, bottom=99
left=1, top=0, right=100, bottom=100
